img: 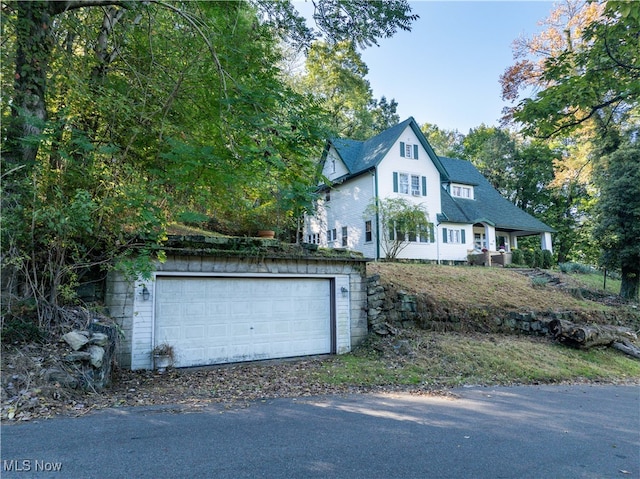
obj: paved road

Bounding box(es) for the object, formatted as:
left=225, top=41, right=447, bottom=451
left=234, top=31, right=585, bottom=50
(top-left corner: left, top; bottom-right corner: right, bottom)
left=1, top=385, right=638, bottom=479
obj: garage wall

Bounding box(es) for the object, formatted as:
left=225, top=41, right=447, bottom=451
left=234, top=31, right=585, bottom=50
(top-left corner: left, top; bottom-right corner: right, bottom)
left=106, top=254, right=368, bottom=370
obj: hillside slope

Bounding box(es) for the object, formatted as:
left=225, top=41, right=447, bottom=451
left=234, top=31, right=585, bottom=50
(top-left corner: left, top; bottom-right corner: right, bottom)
left=367, top=262, right=636, bottom=320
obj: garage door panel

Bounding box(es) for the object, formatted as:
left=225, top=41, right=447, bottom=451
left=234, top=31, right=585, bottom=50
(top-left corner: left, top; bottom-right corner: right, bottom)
left=155, top=277, right=331, bottom=367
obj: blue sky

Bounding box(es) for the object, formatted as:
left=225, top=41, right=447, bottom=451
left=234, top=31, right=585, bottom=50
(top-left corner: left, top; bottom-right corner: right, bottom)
left=296, top=1, right=555, bottom=134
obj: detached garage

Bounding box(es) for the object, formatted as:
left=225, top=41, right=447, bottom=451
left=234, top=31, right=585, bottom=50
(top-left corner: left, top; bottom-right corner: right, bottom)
left=154, top=276, right=333, bottom=367
left=106, top=237, right=368, bottom=370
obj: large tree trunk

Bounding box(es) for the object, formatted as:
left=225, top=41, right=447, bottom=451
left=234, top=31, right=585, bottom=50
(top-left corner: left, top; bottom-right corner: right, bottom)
left=620, top=263, right=639, bottom=302
left=549, top=319, right=639, bottom=358
left=7, top=1, right=54, bottom=166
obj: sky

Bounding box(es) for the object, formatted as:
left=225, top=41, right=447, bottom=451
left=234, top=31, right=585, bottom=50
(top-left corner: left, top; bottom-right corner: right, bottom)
left=296, top=1, right=555, bottom=134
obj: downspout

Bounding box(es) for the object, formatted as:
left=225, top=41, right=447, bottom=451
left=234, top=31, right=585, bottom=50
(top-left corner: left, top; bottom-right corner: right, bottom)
left=374, top=170, right=381, bottom=260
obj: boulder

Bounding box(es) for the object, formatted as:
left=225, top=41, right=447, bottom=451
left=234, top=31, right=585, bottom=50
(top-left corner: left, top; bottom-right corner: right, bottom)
left=43, top=367, right=78, bottom=388
left=62, top=331, right=90, bottom=351
left=88, top=332, right=109, bottom=347
left=64, top=351, right=92, bottom=362
left=87, top=345, right=105, bottom=368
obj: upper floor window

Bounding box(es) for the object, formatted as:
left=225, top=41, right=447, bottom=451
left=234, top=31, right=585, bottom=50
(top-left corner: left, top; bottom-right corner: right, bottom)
left=341, top=226, right=348, bottom=247
left=399, top=142, right=419, bottom=159
left=451, top=184, right=473, bottom=199
left=393, top=172, right=427, bottom=196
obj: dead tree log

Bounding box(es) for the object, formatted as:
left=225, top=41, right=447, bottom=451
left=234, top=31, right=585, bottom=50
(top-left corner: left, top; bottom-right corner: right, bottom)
left=612, top=340, right=640, bottom=359
left=549, top=319, right=639, bottom=359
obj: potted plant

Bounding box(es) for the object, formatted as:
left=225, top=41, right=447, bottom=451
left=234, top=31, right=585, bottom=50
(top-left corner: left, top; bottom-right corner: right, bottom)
left=152, top=343, right=175, bottom=372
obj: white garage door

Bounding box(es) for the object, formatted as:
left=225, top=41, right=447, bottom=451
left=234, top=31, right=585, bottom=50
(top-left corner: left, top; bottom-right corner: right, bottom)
left=154, top=277, right=332, bottom=367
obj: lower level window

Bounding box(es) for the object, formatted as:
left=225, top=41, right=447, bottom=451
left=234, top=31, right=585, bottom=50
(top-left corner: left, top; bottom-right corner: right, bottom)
left=443, top=227, right=466, bottom=244
left=307, top=233, right=320, bottom=244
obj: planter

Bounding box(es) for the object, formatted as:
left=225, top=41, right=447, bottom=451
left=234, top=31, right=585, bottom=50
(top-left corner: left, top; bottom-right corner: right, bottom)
left=257, top=230, right=275, bottom=239
left=153, top=354, right=172, bottom=373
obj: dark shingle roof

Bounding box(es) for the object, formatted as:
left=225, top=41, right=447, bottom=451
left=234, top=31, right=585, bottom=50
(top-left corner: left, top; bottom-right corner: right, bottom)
left=330, top=117, right=447, bottom=179
left=439, top=156, right=554, bottom=233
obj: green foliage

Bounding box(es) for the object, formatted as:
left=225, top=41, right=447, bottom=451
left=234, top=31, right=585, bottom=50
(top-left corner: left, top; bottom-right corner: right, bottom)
left=533, top=249, right=544, bottom=269
left=592, top=130, right=640, bottom=300
left=511, top=249, right=524, bottom=266
left=2, top=0, right=420, bottom=328
left=364, top=197, right=430, bottom=259
left=420, top=123, right=465, bottom=158
left=300, top=41, right=398, bottom=139
left=558, top=262, right=594, bottom=275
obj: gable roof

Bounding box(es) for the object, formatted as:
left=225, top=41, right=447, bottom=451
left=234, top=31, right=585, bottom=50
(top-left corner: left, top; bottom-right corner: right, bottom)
left=439, top=156, right=555, bottom=233
left=328, top=117, right=448, bottom=180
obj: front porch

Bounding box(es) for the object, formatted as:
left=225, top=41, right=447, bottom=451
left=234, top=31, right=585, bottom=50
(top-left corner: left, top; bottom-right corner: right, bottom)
left=469, top=222, right=553, bottom=267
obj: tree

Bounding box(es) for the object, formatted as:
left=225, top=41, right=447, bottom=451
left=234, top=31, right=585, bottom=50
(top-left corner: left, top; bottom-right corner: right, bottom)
left=1, top=0, right=419, bottom=325
left=300, top=41, right=399, bottom=139
left=462, top=125, right=518, bottom=198
left=365, top=197, right=430, bottom=259
left=593, top=130, right=640, bottom=301
left=420, top=123, right=465, bottom=158
left=503, top=0, right=640, bottom=299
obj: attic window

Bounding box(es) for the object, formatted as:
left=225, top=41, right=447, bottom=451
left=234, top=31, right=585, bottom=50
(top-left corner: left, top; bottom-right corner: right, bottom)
left=330, top=158, right=336, bottom=173
left=400, top=142, right=419, bottom=159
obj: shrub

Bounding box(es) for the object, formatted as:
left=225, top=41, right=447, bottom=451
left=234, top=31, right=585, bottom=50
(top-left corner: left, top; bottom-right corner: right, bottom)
left=533, top=249, right=544, bottom=268
left=542, top=250, right=553, bottom=269
left=523, top=249, right=534, bottom=267
left=511, top=249, right=524, bottom=266
left=558, top=262, right=593, bottom=274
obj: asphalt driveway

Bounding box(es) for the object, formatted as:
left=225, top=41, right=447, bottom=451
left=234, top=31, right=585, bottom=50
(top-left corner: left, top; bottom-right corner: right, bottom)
left=1, top=384, right=638, bottom=479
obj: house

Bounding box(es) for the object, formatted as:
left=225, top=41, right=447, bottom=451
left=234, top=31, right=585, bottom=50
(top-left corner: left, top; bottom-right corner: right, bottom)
left=304, top=117, right=554, bottom=263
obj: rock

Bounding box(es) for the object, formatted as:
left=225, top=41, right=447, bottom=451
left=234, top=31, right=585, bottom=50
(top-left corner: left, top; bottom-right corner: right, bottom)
left=64, top=351, right=92, bottom=362
left=43, top=367, right=78, bottom=388
left=87, top=345, right=105, bottom=368
left=62, top=331, right=90, bottom=351
left=88, top=332, right=109, bottom=347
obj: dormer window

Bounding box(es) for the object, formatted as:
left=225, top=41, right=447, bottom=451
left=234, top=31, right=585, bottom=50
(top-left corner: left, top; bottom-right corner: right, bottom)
left=451, top=184, right=473, bottom=199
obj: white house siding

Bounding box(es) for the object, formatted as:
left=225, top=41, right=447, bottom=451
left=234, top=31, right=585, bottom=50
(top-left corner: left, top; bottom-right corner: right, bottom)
left=438, top=222, right=474, bottom=262
left=324, top=147, right=350, bottom=182
left=106, top=254, right=368, bottom=370
left=375, top=129, right=444, bottom=260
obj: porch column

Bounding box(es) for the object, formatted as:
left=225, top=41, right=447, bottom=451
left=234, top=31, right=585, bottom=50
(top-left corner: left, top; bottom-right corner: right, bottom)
left=484, top=224, right=495, bottom=251
left=541, top=232, right=553, bottom=253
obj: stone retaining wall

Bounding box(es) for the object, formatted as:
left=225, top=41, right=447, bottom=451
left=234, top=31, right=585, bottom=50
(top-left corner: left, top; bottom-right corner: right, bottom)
left=365, top=274, right=630, bottom=336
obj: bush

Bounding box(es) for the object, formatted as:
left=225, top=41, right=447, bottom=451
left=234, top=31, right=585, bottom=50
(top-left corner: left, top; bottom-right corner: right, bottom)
left=542, top=250, right=553, bottom=269
left=1, top=317, right=45, bottom=344
left=533, top=249, right=544, bottom=268
left=523, top=249, right=534, bottom=267
left=511, top=249, right=524, bottom=265
left=1, top=299, right=46, bottom=344
left=558, top=262, right=594, bottom=274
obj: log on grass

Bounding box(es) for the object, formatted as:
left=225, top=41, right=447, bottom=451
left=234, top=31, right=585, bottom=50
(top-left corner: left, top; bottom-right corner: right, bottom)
left=549, top=319, right=637, bottom=349
left=612, top=340, right=640, bottom=359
